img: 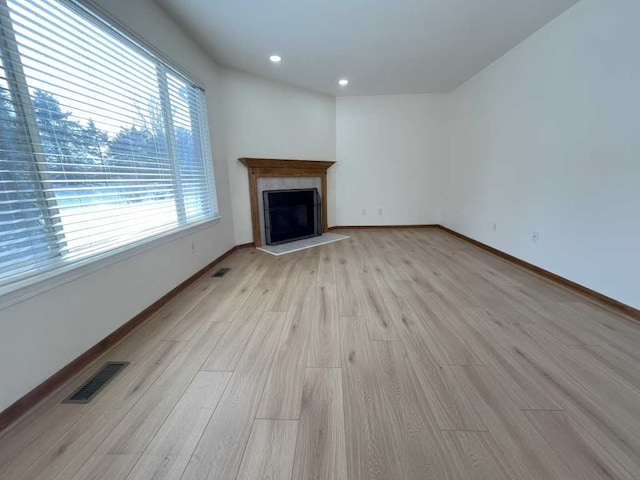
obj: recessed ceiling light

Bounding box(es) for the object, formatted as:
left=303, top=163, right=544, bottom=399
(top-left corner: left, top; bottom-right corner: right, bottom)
left=338, top=79, right=349, bottom=86
left=269, top=55, right=282, bottom=63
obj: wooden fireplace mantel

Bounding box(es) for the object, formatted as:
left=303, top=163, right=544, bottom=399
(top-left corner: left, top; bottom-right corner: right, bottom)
left=238, top=158, right=336, bottom=247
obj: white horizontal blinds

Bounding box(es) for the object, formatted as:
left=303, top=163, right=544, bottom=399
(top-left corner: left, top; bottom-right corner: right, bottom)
left=166, top=73, right=216, bottom=222
left=196, top=89, right=217, bottom=217
left=0, top=0, right=217, bottom=290
left=0, top=8, right=61, bottom=281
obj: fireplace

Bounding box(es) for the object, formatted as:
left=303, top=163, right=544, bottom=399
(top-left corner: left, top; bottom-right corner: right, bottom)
left=263, top=188, right=322, bottom=245
left=238, top=158, right=336, bottom=247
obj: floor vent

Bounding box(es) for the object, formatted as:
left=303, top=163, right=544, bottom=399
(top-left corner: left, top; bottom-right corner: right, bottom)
left=63, top=362, right=129, bottom=404
left=211, top=267, right=231, bottom=278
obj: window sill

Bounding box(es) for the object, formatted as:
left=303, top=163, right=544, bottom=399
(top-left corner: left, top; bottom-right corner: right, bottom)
left=0, top=216, right=223, bottom=310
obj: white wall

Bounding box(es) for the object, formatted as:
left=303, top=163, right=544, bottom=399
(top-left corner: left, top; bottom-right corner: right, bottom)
left=336, top=95, right=446, bottom=226
left=444, top=0, right=640, bottom=309
left=220, top=69, right=336, bottom=244
left=0, top=0, right=236, bottom=412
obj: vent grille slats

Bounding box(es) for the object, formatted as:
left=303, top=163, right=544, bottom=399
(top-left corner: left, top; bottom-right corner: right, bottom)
left=63, top=362, right=128, bottom=404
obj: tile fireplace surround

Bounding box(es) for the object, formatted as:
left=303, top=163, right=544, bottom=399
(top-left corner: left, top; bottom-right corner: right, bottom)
left=238, top=158, right=336, bottom=247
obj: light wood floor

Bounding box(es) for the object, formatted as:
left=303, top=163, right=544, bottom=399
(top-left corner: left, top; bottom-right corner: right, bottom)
left=1, top=228, right=640, bottom=480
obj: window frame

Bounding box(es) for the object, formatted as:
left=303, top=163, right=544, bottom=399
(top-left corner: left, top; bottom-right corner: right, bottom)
left=0, top=0, right=220, bottom=303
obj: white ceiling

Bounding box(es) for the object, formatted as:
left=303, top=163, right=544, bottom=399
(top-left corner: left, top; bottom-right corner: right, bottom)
left=158, top=0, right=579, bottom=96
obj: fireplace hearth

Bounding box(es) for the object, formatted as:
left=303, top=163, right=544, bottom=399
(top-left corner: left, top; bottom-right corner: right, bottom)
left=263, top=188, right=321, bottom=245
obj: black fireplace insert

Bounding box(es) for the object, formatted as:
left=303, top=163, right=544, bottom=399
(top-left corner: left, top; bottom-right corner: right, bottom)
left=263, top=188, right=322, bottom=245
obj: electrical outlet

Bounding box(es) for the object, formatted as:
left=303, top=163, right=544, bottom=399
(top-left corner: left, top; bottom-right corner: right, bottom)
left=361, top=209, right=367, bottom=216
left=531, top=231, right=539, bottom=243
left=378, top=208, right=383, bottom=216
left=492, top=222, right=497, bottom=232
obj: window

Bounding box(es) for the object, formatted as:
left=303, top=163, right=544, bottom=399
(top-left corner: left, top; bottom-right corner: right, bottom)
left=0, top=0, right=218, bottom=292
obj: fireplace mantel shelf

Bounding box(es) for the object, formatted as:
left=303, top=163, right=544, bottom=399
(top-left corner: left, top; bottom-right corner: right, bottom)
left=238, top=158, right=336, bottom=247
left=238, top=158, right=336, bottom=171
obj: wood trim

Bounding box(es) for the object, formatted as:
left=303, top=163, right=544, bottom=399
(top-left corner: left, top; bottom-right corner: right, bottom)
left=0, top=242, right=254, bottom=433
left=234, top=242, right=256, bottom=250
left=249, top=169, right=261, bottom=248
left=437, top=225, right=640, bottom=322
left=329, top=224, right=439, bottom=230
left=239, top=158, right=336, bottom=170
left=239, top=158, right=336, bottom=247
left=321, top=172, right=328, bottom=234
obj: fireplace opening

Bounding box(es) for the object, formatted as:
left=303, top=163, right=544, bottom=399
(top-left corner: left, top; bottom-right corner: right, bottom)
left=263, top=188, right=322, bottom=245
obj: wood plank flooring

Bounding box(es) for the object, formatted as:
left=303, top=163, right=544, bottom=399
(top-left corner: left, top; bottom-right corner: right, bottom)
left=1, top=228, right=639, bottom=480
